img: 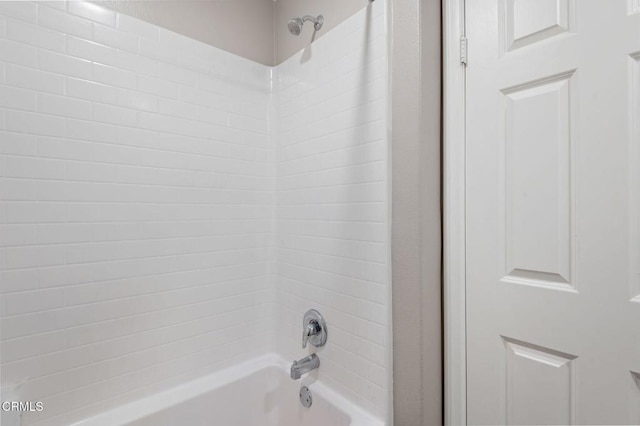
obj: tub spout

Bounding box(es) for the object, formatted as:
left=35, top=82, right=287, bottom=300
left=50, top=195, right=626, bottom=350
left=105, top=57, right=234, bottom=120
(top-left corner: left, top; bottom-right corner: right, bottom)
left=290, top=354, right=320, bottom=380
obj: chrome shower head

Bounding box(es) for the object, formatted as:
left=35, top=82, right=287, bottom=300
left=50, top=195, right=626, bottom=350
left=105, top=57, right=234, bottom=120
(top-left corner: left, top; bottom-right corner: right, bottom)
left=287, top=15, right=324, bottom=36
left=288, top=17, right=304, bottom=36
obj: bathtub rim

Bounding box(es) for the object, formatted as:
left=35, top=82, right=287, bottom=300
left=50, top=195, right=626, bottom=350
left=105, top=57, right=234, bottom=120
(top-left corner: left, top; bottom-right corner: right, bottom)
left=69, top=353, right=384, bottom=426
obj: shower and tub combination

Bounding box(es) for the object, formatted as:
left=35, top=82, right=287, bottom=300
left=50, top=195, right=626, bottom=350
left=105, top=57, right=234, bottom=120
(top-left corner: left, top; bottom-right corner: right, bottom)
left=0, top=0, right=391, bottom=425
left=73, top=311, right=381, bottom=426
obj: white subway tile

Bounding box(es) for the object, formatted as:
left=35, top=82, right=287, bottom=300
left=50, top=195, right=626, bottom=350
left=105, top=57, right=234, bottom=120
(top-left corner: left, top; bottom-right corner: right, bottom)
left=4, top=201, right=67, bottom=225
left=0, top=178, right=38, bottom=201
left=37, top=3, right=92, bottom=39
left=1, top=329, right=68, bottom=362
left=2, top=347, right=94, bottom=392
left=0, top=2, right=37, bottom=24
left=4, top=245, right=66, bottom=270
left=275, top=4, right=389, bottom=416
left=37, top=180, right=89, bottom=202
left=94, top=22, right=138, bottom=53
left=157, top=98, right=197, bottom=120
left=0, top=269, right=39, bottom=293
left=5, top=110, right=65, bottom=137
left=38, top=93, right=92, bottom=120
left=66, top=118, right=118, bottom=143
left=6, top=63, right=65, bottom=94
left=228, top=114, right=268, bottom=135
left=117, top=88, right=157, bottom=112
left=38, top=223, right=94, bottom=245
left=3, top=155, right=66, bottom=180
left=93, top=103, right=138, bottom=127
left=0, top=224, right=38, bottom=247
left=38, top=49, right=92, bottom=80
left=158, top=63, right=197, bottom=86
left=37, top=264, right=92, bottom=288
left=0, top=2, right=389, bottom=423
left=36, top=136, right=90, bottom=161
left=137, top=75, right=178, bottom=99
left=196, top=106, right=228, bottom=127
left=139, top=37, right=176, bottom=63
left=93, top=63, right=137, bottom=90
left=115, top=50, right=158, bottom=76
left=66, top=77, right=117, bottom=104
left=67, top=1, right=115, bottom=27
left=197, top=75, right=230, bottom=96
left=35, top=1, right=67, bottom=12
left=0, top=131, right=38, bottom=156
left=1, top=313, right=39, bottom=339
left=0, top=86, right=37, bottom=111
left=67, top=36, right=117, bottom=66
left=6, top=18, right=66, bottom=52
left=0, top=38, right=37, bottom=67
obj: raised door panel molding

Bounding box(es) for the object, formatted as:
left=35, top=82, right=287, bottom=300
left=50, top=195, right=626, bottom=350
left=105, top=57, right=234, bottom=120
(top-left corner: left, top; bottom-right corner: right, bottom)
left=503, top=0, right=574, bottom=51
left=500, top=71, right=576, bottom=292
left=502, top=337, right=576, bottom=425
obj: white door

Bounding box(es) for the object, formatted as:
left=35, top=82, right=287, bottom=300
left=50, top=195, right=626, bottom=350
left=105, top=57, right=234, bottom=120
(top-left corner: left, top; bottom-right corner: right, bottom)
left=465, top=0, right=640, bottom=424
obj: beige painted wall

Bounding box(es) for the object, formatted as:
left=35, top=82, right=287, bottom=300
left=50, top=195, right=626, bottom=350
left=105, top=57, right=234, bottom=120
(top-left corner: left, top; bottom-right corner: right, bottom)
left=96, top=0, right=276, bottom=65
left=391, top=0, right=442, bottom=424
left=273, top=0, right=370, bottom=64
left=96, top=0, right=373, bottom=65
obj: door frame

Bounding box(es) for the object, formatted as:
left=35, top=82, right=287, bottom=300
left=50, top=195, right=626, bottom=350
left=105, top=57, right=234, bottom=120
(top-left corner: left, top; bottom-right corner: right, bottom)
left=443, top=0, right=467, bottom=424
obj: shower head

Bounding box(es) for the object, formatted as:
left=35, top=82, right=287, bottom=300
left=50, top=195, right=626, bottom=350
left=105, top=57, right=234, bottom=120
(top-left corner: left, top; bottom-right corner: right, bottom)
left=288, top=17, right=304, bottom=36
left=287, top=15, right=324, bottom=36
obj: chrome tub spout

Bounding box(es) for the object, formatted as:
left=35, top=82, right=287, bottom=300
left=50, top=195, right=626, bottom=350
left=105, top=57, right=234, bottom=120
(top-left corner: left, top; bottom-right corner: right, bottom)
left=290, top=354, right=320, bottom=379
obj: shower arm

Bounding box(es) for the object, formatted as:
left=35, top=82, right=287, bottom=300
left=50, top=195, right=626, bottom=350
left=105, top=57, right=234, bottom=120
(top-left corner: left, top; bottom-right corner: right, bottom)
left=302, top=15, right=324, bottom=31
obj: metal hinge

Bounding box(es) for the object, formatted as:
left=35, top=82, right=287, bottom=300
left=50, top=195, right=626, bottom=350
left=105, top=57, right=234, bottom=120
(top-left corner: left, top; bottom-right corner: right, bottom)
left=460, top=36, right=468, bottom=66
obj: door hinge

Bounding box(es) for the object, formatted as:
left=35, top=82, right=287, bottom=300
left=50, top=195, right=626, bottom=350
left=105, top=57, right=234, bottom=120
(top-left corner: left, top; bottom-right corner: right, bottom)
left=460, top=36, right=468, bottom=66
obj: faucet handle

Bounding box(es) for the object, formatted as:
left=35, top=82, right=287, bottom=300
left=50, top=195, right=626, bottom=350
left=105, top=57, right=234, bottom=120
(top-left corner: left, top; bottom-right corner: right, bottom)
left=301, top=309, right=327, bottom=349
left=302, top=320, right=320, bottom=348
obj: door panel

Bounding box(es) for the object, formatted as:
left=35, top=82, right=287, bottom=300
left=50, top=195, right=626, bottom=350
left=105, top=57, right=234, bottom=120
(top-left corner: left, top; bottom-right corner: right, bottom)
left=466, top=1, right=640, bottom=424
left=504, top=0, right=573, bottom=51
left=501, top=71, right=575, bottom=291
left=503, top=337, right=576, bottom=425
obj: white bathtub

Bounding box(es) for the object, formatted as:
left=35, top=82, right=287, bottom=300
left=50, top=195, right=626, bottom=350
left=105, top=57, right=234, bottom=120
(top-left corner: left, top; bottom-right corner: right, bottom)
left=71, top=354, right=384, bottom=426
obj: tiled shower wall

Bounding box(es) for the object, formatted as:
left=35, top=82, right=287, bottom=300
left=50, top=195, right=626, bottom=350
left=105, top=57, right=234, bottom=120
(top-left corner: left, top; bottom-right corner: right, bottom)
left=0, top=1, right=389, bottom=424
left=0, top=2, right=273, bottom=425
left=275, top=2, right=389, bottom=418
